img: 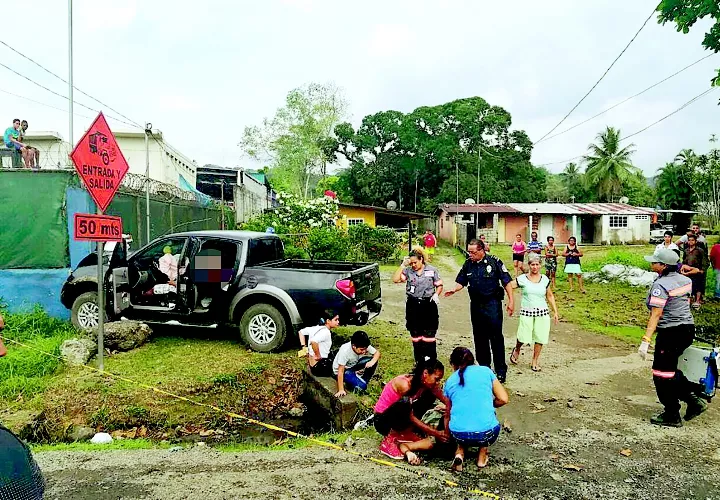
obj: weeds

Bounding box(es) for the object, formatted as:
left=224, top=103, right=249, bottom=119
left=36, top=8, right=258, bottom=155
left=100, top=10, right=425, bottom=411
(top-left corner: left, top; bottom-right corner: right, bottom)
left=0, top=307, right=77, bottom=401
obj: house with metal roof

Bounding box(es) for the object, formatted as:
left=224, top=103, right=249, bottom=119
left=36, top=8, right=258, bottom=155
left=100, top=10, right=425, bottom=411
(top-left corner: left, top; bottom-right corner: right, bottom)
left=436, top=202, right=655, bottom=245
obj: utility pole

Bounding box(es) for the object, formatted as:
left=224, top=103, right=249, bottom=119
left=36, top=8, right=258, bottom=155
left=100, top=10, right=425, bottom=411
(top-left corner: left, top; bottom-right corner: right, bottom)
left=145, top=123, right=152, bottom=245
left=220, top=181, right=225, bottom=230
left=68, top=0, right=73, bottom=149
left=477, top=145, right=481, bottom=239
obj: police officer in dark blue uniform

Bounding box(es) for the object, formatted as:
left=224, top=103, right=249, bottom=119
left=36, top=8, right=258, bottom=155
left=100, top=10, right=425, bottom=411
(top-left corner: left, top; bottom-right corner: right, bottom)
left=445, top=239, right=514, bottom=382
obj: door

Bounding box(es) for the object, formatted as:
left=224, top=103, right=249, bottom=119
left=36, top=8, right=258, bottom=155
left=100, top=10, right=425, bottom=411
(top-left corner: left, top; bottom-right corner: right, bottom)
left=106, top=240, right=130, bottom=316
left=540, top=216, right=554, bottom=243
left=127, top=237, right=189, bottom=310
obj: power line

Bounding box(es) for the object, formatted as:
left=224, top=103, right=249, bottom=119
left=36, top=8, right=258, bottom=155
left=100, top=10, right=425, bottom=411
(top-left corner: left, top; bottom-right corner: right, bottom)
left=535, top=8, right=656, bottom=143
left=537, top=87, right=717, bottom=167
left=536, top=53, right=717, bottom=144
left=0, top=39, right=144, bottom=129
left=622, top=87, right=716, bottom=141
left=0, top=87, right=95, bottom=121
left=0, top=61, right=140, bottom=129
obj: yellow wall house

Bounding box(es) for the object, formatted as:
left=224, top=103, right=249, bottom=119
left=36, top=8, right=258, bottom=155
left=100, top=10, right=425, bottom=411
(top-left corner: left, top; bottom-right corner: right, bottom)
left=337, top=202, right=430, bottom=230
left=338, top=204, right=376, bottom=228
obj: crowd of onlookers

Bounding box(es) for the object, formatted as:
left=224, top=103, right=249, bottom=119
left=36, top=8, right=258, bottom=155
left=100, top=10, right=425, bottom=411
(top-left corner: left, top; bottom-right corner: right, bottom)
left=3, top=118, right=39, bottom=168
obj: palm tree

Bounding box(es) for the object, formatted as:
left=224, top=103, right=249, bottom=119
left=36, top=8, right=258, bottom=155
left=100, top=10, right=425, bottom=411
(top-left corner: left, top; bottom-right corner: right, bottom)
left=559, top=162, right=583, bottom=201
left=583, top=127, right=639, bottom=202
left=656, top=162, right=694, bottom=210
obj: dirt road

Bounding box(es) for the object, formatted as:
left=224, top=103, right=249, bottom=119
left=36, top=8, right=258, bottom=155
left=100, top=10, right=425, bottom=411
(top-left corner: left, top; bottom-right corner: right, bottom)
left=36, top=252, right=720, bottom=499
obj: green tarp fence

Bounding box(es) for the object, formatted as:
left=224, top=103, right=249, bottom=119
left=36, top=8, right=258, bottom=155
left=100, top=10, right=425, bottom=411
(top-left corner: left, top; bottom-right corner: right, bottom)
left=0, top=171, right=70, bottom=268
left=0, top=170, right=224, bottom=269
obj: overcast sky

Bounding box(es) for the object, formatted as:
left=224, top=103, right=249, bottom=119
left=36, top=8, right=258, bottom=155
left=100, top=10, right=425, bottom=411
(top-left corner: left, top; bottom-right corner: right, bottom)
left=2, top=0, right=717, bottom=176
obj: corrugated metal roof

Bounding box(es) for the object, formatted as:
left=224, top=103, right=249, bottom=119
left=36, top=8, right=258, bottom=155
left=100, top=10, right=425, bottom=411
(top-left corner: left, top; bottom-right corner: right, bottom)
left=506, top=203, right=580, bottom=215
left=438, top=202, right=655, bottom=216
left=437, top=203, right=519, bottom=214
left=564, top=203, right=655, bottom=215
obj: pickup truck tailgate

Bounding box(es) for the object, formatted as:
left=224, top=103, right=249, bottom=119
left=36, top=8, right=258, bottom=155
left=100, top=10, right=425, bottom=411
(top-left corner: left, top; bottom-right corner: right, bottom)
left=349, top=263, right=381, bottom=303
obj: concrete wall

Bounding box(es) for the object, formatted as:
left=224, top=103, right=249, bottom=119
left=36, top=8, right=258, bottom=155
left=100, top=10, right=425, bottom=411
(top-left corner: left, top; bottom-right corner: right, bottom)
left=503, top=215, right=528, bottom=242
left=23, top=131, right=197, bottom=187
left=0, top=269, right=70, bottom=319
left=553, top=216, right=571, bottom=243
left=601, top=214, right=651, bottom=244
left=234, top=172, right=273, bottom=224
left=437, top=211, right=455, bottom=243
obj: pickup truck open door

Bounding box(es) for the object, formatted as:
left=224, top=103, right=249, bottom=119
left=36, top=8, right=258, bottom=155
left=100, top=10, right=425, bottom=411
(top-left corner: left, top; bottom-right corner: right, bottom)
left=107, top=239, right=131, bottom=317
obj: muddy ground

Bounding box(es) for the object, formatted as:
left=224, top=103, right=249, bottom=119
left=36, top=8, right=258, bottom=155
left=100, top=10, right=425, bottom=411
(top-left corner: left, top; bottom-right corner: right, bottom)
left=35, top=253, right=720, bottom=499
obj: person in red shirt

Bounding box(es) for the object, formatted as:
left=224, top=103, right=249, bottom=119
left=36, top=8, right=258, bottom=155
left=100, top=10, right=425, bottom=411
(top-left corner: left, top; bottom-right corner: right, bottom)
left=423, top=230, right=437, bottom=257
left=711, top=242, right=720, bottom=299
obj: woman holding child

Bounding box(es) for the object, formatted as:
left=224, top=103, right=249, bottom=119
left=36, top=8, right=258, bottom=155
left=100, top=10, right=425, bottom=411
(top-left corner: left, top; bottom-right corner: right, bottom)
left=374, top=358, right=449, bottom=463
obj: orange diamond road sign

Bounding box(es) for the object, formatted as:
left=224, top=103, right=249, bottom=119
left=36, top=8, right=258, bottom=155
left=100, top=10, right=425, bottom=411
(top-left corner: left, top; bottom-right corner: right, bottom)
left=70, top=112, right=130, bottom=212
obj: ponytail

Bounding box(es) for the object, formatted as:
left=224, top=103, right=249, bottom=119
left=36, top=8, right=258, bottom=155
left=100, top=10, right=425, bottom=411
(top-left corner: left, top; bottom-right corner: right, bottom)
left=450, top=347, right=475, bottom=387
left=409, top=357, right=444, bottom=395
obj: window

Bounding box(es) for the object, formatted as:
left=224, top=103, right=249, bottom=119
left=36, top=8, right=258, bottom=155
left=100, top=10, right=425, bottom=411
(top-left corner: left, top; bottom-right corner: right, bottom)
left=347, top=218, right=364, bottom=226
left=445, top=215, right=450, bottom=221
left=636, top=215, right=649, bottom=220
left=609, top=215, right=628, bottom=228
left=247, top=238, right=283, bottom=266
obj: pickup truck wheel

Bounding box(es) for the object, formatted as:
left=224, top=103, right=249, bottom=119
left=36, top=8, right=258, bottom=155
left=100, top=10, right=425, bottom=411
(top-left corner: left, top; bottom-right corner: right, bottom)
left=239, top=303, right=286, bottom=352
left=71, top=292, right=106, bottom=331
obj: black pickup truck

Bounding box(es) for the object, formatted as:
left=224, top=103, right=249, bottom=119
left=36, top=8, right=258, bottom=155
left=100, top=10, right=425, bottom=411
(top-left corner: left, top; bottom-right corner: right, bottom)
left=60, top=231, right=382, bottom=352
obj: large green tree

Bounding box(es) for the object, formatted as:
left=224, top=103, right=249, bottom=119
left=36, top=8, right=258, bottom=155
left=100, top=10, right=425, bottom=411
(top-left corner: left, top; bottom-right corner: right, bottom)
left=333, top=97, right=545, bottom=212
left=656, top=161, right=695, bottom=210
left=657, top=1, right=720, bottom=92
left=583, top=127, right=640, bottom=202
left=240, top=82, right=348, bottom=198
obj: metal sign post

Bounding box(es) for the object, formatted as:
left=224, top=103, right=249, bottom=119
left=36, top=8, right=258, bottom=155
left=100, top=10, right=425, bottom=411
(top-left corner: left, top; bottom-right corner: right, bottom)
left=70, top=112, right=130, bottom=371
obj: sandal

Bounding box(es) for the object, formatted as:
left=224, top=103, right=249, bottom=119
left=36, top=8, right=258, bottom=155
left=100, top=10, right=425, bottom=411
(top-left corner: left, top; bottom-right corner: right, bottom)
left=531, top=365, right=542, bottom=372
left=509, top=347, right=520, bottom=365
left=451, top=455, right=463, bottom=472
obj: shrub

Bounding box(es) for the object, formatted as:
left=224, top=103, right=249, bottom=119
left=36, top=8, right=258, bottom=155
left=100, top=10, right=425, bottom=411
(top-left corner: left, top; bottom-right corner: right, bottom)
left=348, top=224, right=401, bottom=262
left=307, top=226, right=349, bottom=261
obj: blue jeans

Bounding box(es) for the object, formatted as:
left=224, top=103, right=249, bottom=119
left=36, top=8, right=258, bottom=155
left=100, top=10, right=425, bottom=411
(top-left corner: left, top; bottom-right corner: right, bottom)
left=343, top=356, right=377, bottom=392
left=451, top=424, right=501, bottom=448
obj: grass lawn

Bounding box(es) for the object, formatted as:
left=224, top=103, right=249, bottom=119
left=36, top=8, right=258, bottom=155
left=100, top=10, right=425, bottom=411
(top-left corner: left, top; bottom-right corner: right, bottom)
left=1, top=320, right=307, bottom=440
left=488, top=240, right=720, bottom=343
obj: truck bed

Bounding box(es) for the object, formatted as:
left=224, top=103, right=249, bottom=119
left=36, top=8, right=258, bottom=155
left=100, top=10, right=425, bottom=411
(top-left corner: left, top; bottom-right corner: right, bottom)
left=257, top=259, right=376, bottom=273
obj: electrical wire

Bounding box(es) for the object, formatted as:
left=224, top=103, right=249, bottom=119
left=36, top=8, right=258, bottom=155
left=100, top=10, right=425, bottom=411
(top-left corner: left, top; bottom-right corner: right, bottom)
left=536, top=53, right=717, bottom=144
left=537, top=86, right=717, bottom=167
left=535, top=7, right=656, bottom=143
left=0, top=61, right=141, bottom=129
left=0, top=39, right=144, bottom=129
left=0, top=87, right=95, bottom=121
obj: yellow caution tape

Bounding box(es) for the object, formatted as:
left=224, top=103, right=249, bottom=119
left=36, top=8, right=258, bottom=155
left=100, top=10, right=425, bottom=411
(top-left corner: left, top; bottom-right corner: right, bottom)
left=2, top=335, right=500, bottom=499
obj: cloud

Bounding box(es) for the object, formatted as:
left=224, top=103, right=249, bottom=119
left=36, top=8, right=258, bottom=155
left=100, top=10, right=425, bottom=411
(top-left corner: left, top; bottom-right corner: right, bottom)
left=75, top=0, right=138, bottom=31
left=367, top=24, right=416, bottom=58
left=156, top=94, right=200, bottom=112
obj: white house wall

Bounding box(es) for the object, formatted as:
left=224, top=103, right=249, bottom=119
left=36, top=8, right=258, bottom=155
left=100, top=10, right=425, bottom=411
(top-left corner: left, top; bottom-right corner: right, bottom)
left=601, top=214, right=650, bottom=244
left=23, top=134, right=197, bottom=187
left=234, top=173, right=271, bottom=224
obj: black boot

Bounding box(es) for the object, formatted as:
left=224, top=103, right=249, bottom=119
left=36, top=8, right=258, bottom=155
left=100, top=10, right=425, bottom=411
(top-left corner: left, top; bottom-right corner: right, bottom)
left=650, top=411, right=683, bottom=427
left=412, top=343, right=425, bottom=365
left=684, top=396, right=708, bottom=421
